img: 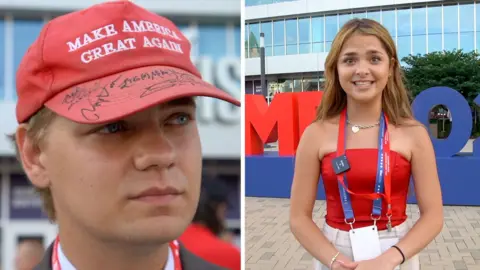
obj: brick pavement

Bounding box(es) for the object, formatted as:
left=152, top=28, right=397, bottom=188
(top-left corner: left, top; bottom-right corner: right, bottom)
left=245, top=197, right=480, bottom=270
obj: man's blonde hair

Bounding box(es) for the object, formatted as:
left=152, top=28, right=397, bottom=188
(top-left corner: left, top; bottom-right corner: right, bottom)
left=9, top=107, right=57, bottom=221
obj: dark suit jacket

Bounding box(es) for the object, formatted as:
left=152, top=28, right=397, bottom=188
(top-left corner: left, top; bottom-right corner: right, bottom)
left=34, top=241, right=227, bottom=270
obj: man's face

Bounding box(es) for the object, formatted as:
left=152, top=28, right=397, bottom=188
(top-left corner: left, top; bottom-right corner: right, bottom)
left=31, top=98, right=202, bottom=244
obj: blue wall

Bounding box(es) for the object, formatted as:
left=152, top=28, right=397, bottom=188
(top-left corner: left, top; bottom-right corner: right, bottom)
left=245, top=87, right=480, bottom=206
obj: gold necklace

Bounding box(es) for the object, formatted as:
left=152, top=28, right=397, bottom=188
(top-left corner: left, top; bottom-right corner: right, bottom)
left=346, top=119, right=380, bottom=133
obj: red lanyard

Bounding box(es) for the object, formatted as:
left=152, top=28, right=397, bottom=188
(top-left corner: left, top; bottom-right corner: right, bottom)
left=336, top=108, right=393, bottom=219
left=52, top=236, right=183, bottom=270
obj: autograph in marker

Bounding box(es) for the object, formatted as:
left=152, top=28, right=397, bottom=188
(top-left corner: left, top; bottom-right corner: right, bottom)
left=60, top=68, right=210, bottom=121
left=140, top=69, right=209, bottom=98
left=61, top=75, right=122, bottom=121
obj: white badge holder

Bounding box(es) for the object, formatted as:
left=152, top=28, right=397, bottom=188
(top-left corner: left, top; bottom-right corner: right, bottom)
left=348, top=217, right=401, bottom=270
left=347, top=217, right=382, bottom=262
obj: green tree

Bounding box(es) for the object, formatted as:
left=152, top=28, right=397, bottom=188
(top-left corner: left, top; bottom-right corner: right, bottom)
left=402, top=50, right=480, bottom=137
left=402, top=50, right=480, bottom=106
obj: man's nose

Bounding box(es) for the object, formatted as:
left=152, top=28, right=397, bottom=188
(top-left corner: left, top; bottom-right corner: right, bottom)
left=132, top=128, right=177, bottom=171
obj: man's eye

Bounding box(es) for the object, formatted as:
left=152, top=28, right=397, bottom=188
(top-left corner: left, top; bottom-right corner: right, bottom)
left=167, top=113, right=192, bottom=126
left=97, top=122, right=128, bottom=134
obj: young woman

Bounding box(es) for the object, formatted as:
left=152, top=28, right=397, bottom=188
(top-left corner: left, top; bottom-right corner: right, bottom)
left=289, top=18, right=443, bottom=270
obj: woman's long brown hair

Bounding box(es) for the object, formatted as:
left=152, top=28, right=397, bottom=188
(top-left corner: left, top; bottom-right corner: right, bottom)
left=315, top=18, right=413, bottom=125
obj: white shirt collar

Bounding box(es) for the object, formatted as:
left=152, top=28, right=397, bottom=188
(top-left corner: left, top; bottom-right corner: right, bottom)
left=57, top=242, right=175, bottom=270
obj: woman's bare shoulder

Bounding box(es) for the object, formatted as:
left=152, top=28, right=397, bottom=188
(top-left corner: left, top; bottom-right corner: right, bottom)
left=396, top=118, right=431, bottom=146
left=299, top=117, right=338, bottom=157
left=304, top=117, right=338, bottom=139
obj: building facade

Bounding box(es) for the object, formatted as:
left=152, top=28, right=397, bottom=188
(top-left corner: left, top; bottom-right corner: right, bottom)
left=0, top=1, right=240, bottom=269
left=245, top=0, right=480, bottom=102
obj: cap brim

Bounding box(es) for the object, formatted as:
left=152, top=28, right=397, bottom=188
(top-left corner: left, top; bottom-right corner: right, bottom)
left=45, top=65, right=241, bottom=124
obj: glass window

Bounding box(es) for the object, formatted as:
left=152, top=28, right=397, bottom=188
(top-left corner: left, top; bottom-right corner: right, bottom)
left=13, top=20, right=44, bottom=101
left=366, top=10, right=381, bottom=23
left=412, top=7, right=426, bottom=36
left=325, top=14, right=337, bottom=52
left=298, top=18, right=311, bottom=54
left=412, top=35, right=426, bottom=56
left=261, top=21, right=273, bottom=56
left=267, top=81, right=280, bottom=98
left=382, top=9, right=396, bottom=39
left=412, top=7, right=426, bottom=55
left=248, top=23, right=260, bottom=57
left=339, top=13, right=352, bottom=29
left=476, top=3, right=480, bottom=51
left=312, top=16, right=324, bottom=53
left=278, top=79, right=293, bottom=92
left=397, top=36, right=411, bottom=63
left=460, top=32, right=474, bottom=52
left=428, top=5, right=442, bottom=52
left=0, top=21, right=4, bottom=100
left=397, top=8, right=410, bottom=37
left=293, top=79, right=302, bottom=92
left=302, top=77, right=319, bottom=91
left=285, top=18, right=297, bottom=55
left=252, top=80, right=262, bottom=94
left=245, top=0, right=261, bottom=6
left=353, top=11, right=367, bottom=19
left=245, top=81, right=254, bottom=94
left=476, top=3, right=480, bottom=32
left=397, top=8, right=411, bottom=63
left=443, top=4, right=458, bottom=51
left=273, top=20, right=285, bottom=56
left=459, top=3, right=474, bottom=52
left=459, top=4, right=474, bottom=32
left=245, top=24, right=249, bottom=58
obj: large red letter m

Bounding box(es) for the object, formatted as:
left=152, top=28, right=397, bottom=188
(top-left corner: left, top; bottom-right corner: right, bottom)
left=245, top=93, right=299, bottom=156
left=245, top=92, right=323, bottom=156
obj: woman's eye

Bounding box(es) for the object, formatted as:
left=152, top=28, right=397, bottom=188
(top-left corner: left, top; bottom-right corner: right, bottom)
left=97, top=122, right=127, bottom=134
left=371, top=57, right=381, bottom=63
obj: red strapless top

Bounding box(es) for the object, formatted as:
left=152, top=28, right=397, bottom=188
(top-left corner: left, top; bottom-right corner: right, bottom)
left=321, top=149, right=411, bottom=231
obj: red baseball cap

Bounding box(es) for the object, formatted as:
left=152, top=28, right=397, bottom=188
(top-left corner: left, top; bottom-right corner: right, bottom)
left=15, top=0, right=240, bottom=124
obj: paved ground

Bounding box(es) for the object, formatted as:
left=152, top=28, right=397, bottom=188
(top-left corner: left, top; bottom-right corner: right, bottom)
left=245, top=197, right=480, bottom=270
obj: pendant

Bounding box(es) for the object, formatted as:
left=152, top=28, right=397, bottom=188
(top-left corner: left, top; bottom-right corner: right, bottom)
left=352, top=126, right=360, bottom=133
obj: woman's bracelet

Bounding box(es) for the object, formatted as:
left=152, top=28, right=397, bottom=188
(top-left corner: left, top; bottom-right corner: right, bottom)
left=391, top=245, right=406, bottom=264
left=329, top=251, right=340, bottom=269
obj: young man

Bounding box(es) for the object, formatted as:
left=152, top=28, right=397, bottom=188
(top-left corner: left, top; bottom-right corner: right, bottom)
left=11, top=1, right=240, bottom=270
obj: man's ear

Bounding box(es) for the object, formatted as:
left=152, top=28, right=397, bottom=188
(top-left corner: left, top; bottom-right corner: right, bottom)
left=15, top=125, right=50, bottom=188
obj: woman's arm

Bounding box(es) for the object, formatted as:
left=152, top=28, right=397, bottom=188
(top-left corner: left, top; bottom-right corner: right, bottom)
left=289, top=123, right=355, bottom=268
left=380, top=125, right=444, bottom=266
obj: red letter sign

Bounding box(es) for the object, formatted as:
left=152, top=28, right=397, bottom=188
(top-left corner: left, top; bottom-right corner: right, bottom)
left=245, top=92, right=323, bottom=156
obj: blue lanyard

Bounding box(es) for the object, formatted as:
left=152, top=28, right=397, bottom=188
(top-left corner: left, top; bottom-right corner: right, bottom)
left=336, top=112, right=387, bottom=222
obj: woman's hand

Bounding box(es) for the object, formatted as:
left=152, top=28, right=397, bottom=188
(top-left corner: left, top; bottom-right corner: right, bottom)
left=333, top=260, right=358, bottom=270
left=331, top=254, right=358, bottom=270
left=353, top=255, right=398, bottom=270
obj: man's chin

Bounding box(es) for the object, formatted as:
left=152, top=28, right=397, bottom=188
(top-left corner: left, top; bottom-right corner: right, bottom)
left=120, top=216, right=190, bottom=243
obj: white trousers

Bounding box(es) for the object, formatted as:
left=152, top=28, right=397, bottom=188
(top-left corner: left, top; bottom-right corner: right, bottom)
left=313, top=221, right=420, bottom=270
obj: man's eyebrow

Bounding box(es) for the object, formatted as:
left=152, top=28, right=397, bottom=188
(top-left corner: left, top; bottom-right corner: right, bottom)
left=163, top=97, right=197, bottom=108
